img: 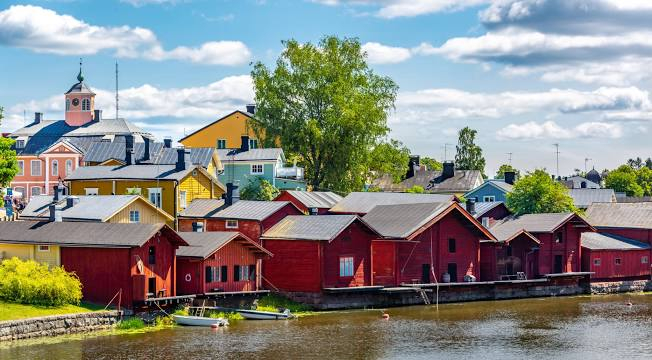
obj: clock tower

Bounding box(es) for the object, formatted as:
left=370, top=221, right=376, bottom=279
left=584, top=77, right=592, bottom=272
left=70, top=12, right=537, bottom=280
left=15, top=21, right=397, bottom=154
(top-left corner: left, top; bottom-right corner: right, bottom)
left=65, top=59, right=96, bottom=126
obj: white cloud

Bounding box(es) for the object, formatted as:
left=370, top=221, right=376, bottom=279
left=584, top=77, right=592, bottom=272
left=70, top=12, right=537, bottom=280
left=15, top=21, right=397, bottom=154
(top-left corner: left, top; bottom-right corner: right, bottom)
left=496, top=121, right=623, bottom=140
left=0, top=5, right=250, bottom=65
left=120, top=0, right=183, bottom=7
left=310, top=0, right=490, bottom=18
left=361, top=42, right=412, bottom=64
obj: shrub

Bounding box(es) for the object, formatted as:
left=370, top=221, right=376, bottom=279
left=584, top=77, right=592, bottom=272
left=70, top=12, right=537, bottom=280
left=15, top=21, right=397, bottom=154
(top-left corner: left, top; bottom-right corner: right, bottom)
left=116, top=317, right=145, bottom=330
left=0, top=257, right=83, bottom=306
left=257, top=293, right=310, bottom=313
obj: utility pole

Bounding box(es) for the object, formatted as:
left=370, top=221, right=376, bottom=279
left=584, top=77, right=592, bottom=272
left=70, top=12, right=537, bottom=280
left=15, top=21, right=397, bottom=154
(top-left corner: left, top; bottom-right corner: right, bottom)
left=584, top=158, right=592, bottom=173
left=443, top=143, right=453, bottom=162
left=553, top=143, right=560, bottom=178
left=115, top=61, right=119, bottom=120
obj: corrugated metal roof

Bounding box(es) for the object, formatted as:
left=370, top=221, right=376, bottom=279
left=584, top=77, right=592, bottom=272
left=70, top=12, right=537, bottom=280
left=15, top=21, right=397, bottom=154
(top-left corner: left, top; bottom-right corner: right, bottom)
left=20, top=195, right=149, bottom=221
left=213, top=200, right=292, bottom=221
left=66, top=164, right=195, bottom=181
left=282, top=191, right=342, bottom=209
left=83, top=142, right=214, bottom=168
left=372, top=169, right=484, bottom=193
left=568, top=188, right=616, bottom=208
left=179, top=199, right=226, bottom=218
left=0, top=221, right=177, bottom=247
left=362, top=202, right=451, bottom=238
left=472, top=201, right=506, bottom=219
left=581, top=232, right=651, bottom=250
left=176, top=232, right=240, bottom=258
left=585, top=202, right=652, bottom=229
left=262, top=215, right=358, bottom=241
left=217, top=148, right=283, bottom=162
left=330, top=192, right=454, bottom=214
left=490, top=213, right=575, bottom=241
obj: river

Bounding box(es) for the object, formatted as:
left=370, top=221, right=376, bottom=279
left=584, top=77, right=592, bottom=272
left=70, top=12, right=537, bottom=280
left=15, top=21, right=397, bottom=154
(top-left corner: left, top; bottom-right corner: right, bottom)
left=2, top=294, right=652, bottom=359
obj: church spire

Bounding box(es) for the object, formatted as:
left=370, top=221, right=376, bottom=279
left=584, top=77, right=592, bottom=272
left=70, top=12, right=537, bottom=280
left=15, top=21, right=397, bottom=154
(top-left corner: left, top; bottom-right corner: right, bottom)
left=77, top=58, right=84, bottom=82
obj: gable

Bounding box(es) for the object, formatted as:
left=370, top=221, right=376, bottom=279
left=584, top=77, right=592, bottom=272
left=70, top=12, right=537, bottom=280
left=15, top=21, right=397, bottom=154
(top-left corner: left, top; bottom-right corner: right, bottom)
left=42, top=141, right=82, bottom=155
left=179, top=111, right=257, bottom=148
left=465, top=181, right=509, bottom=199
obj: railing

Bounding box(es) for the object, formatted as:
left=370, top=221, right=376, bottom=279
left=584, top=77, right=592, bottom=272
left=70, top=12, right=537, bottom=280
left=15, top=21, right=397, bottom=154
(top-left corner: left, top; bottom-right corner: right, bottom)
left=276, top=166, right=304, bottom=179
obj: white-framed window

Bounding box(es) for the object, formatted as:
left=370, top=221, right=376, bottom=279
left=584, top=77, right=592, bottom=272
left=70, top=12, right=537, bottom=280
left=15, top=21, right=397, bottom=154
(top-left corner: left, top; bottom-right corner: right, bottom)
left=225, top=219, right=238, bottom=229
left=17, top=160, right=24, bottom=176
left=251, top=164, right=264, bottom=175
left=85, top=188, right=98, bottom=196
left=37, top=245, right=50, bottom=252
left=593, top=258, right=601, bottom=266
left=66, top=99, right=70, bottom=111
left=51, top=160, right=58, bottom=176
left=129, top=210, right=140, bottom=223
left=339, top=256, right=354, bottom=277
left=14, top=187, right=25, bottom=197
left=126, top=187, right=141, bottom=195
left=240, top=265, right=250, bottom=281
left=216, top=139, right=226, bottom=149
left=180, top=190, right=187, bottom=209
left=148, top=188, right=162, bottom=208
left=615, top=258, right=622, bottom=265
left=65, top=159, right=73, bottom=176
left=16, top=140, right=25, bottom=149
left=82, top=98, right=90, bottom=111
left=642, top=256, right=649, bottom=264
left=249, top=138, right=258, bottom=149
left=31, top=186, right=41, bottom=196
left=30, top=160, right=41, bottom=176
left=483, top=195, right=495, bottom=202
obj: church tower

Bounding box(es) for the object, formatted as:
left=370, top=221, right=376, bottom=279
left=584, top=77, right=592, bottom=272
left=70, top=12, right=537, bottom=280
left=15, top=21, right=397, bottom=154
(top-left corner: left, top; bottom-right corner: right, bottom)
left=65, top=59, right=96, bottom=126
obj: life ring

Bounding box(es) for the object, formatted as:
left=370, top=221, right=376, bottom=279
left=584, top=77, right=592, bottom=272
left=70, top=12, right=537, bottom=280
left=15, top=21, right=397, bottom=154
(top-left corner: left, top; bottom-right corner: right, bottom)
left=185, top=273, right=192, bottom=282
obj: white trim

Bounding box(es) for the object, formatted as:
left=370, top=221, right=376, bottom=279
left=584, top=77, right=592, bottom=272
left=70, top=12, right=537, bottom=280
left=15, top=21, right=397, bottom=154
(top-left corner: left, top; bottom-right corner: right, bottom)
left=37, top=245, right=50, bottom=252
left=250, top=163, right=264, bottom=175
left=17, top=160, right=24, bottom=176
left=148, top=187, right=162, bottom=208
left=129, top=210, right=140, bottom=223
left=225, top=219, right=238, bottom=229
left=85, top=188, right=99, bottom=196
left=30, top=160, right=42, bottom=176
left=180, top=190, right=187, bottom=209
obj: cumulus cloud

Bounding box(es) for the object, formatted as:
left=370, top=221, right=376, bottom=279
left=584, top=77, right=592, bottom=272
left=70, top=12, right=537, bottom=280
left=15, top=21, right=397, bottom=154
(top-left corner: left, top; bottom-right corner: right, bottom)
left=361, top=42, right=412, bottom=64
left=311, top=0, right=490, bottom=18
left=496, top=121, right=623, bottom=140
left=0, top=5, right=250, bottom=65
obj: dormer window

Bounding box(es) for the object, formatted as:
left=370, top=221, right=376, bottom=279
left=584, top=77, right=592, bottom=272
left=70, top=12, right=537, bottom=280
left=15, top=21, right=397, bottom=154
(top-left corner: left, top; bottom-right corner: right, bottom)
left=16, top=140, right=25, bottom=149
left=82, top=98, right=90, bottom=111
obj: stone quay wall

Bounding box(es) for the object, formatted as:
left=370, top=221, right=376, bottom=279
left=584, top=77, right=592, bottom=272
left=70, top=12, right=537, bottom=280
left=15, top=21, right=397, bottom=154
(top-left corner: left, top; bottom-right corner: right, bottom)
left=0, top=311, right=121, bottom=341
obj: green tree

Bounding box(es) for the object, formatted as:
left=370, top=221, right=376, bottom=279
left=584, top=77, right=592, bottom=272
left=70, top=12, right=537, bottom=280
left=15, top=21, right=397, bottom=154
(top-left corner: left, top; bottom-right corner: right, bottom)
left=627, top=157, right=644, bottom=170
left=421, top=157, right=443, bottom=171
left=637, top=167, right=652, bottom=196
left=240, top=177, right=280, bottom=201
left=495, top=164, right=520, bottom=179
left=368, top=139, right=410, bottom=183
left=250, top=36, right=398, bottom=193
left=0, top=107, right=19, bottom=187
left=405, top=185, right=425, bottom=193
left=605, top=165, right=644, bottom=197
left=455, top=127, right=486, bottom=176
left=506, top=169, right=577, bottom=216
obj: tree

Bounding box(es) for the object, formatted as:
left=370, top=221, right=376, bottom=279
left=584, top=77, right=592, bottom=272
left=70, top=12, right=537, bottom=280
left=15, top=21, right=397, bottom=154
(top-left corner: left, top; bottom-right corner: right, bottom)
left=637, top=167, right=652, bottom=196
left=421, top=157, right=442, bottom=171
left=0, top=107, right=19, bottom=187
left=645, top=157, right=652, bottom=170
left=405, top=185, right=425, bottom=193
left=605, top=165, right=644, bottom=197
left=368, top=139, right=410, bottom=183
left=250, top=36, right=398, bottom=193
left=455, top=127, right=486, bottom=176
left=506, top=169, right=577, bottom=216
left=495, top=164, right=520, bottom=179
left=627, top=157, right=643, bottom=170
left=240, top=177, right=280, bottom=201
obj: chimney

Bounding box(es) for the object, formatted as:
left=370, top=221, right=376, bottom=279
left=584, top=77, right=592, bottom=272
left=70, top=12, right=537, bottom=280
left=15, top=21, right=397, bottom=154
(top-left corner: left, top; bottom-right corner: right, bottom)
left=125, top=135, right=134, bottom=165
left=164, top=138, right=172, bottom=148
left=176, top=148, right=191, bottom=171
left=442, top=161, right=455, bottom=180
left=142, top=137, right=151, bottom=162
left=466, top=198, right=476, bottom=215
left=406, top=155, right=420, bottom=179
left=94, top=109, right=102, bottom=122
left=504, top=171, right=516, bottom=185
left=53, top=185, right=61, bottom=202
left=66, top=196, right=80, bottom=208
left=246, top=104, right=256, bottom=114
left=192, top=222, right=204, bottom=232
left=49, top=205, right=62, bottom=222
left=225, top=182, right=240, bottom=207
left=240, top=135, right=250, bottom=152
left=34, top=112, right=43, bottom=124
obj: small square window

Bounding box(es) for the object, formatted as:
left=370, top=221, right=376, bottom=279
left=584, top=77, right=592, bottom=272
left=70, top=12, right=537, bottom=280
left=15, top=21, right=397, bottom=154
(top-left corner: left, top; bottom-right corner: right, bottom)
left=249, top=138, right=259, bottom=149
left=339, top=256, right=354, bottom=277
left=37, top=245, right=50, bottom=252
left=555, top=232, right=563, bottom=243
left=642, top=256, right=649, bottom=264
left=483, top=195, right=495, bottom=202
left=217, top=139, right=226, bottom=149
left=129, top=210, right=140, bottom=223
left=615, top=258, right=622, bottom=265
left=226, top=219, right=238, bottom=229
left=593, top=258, right=601, bottom=266
left=251, top=164, right=264, bottom=175
left=85, top=188, right=98, bottom=196
left=448, top=238, right=456, bottom=253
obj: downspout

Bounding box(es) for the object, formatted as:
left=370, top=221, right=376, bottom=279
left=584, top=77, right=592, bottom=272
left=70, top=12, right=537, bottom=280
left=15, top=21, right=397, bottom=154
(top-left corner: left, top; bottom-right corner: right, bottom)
left=174, top=180, right=179, bottom=231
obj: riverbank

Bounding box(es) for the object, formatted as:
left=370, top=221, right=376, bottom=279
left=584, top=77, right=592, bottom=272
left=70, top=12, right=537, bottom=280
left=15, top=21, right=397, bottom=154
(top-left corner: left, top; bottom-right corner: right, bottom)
left=0, top=301, right=104, bottom=322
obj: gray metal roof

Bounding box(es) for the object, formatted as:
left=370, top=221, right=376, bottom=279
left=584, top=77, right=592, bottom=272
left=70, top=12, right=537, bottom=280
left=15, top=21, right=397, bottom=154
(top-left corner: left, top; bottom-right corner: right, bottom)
left=0, top=221, right=183, bottom=247
left=217, top=148, right=283, bottom=162
left=281, top=191, right=343, bottom=209
left=472, top=201, right=507, bottom=219
left=490, top=213, right=576, bottom=241
left=330, top=192, right=454, bottom=214
left=568, top=188, right=616, bottom=208
left=581, top=232, right=651, bottom=250
left=176, top=231, right=271, bottom=258
left=262, top=215, right=358, bottom=241
left=83, top=142, right=214, bottom=168
left=362, top=202, right=451, bottom=238
left=213, top=200, right=293, bottom=221
left=585, top=202, right=652, bottom=229
left=66, top=164, right=195, bottom=182
left=179, top=199, right=226, bottom=218
left=65, top=81, right=94, bottom=94
left=372, top=169, right=484, bottom=193
left=20, top=195, right=155, bottom=221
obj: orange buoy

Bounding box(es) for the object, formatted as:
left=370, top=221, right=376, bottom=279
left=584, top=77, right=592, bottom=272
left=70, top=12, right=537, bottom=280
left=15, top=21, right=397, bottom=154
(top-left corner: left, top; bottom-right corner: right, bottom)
left=382, top=313, right=390, bottom=320
left=211, top=323, right=220, bottom=329
left=626, top=301, right=633, bottom=306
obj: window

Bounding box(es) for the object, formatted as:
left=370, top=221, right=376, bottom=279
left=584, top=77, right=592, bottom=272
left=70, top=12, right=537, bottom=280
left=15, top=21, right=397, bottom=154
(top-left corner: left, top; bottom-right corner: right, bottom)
left=483, top=195, right=495, bottom=202
left=37, top=245, right=50, bottom=252
left=642, top=256, right=649, bottom=264
left=206, top=266, right=220, bottom=283
left=66, top=99, right=70, bottom=111
left=555, top=232, right=563, bottom=243
left=216, top=139, right=226, bottom=149
left=85, top=188, right=98, bottom=196
left=14, top=187, right=25, bottom=197
left=505, top=245, right=513, bottom=257
left=82, top=98, right=90, bottom=111
left=221, top=265, right=228, bottom=282
left=126, top=187, right=141, bottom=195
left=51, top=160, right=58, bottom=176
left=147, top=277, right=156, bottom=296
left=148, top=188, right=162, bottom=208
left=481, top=217, right=490, bottom=228
left=205, top=266, right=213, bottom=283
left=249, top=138, right=259, bottom=149
left=129, top=210, right=140, bottom=223
left=240, top=265, right=250, bottom=281
left=594, top=258, right=601, bottom=266
left=65, top=159, right=73, bottom=176
left=448, top=238, right=456, bottom=253
left=225, top=219, right=238, bottom=229
left=16, top=140, right=25, bottom=149
left=148, top=246, right=156, bottom=265
left=251, top=164, right=264, bottom=175
left=30, top=160, right=42, bottom=176
left=339, top=256, right=354, bottom=277
left=248, top=264, right=256, bottom=281
left=615, top=258, right=622, bottom=265
left=31, top=187, right=41, bottom=196
left=234, top=265, right=241, bottom=282
left=17, top=161, right=24, bottom=176
left=180, top=191, right=187, bottom=209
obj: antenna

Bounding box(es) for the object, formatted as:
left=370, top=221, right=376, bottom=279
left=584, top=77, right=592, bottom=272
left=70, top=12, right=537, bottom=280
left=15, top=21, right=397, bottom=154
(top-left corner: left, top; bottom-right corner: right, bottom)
left=443, top=143, right=453, bottom=162
left=507, top=152, right=513, bottom=165
left=115, top=61, right=119, bottom=120
left=584, top=158, right=592, bottom=173
left=553, top=143, right=560, bottom=177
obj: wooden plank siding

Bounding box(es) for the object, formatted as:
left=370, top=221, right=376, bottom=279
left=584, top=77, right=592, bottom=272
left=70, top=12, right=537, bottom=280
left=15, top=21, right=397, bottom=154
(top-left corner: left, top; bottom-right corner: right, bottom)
left=322, top=222, right=374, bottom=288
left=109, top=201, right=173, bottom=227
left=262, top=240, right=322, bottom=292
left=582, top=248, right=651, bottom=280
left=0, top=244, right=61, bottom=267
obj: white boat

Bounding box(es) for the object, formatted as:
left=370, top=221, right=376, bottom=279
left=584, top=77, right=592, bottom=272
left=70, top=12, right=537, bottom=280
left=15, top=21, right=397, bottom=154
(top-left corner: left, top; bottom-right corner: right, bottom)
left=172, top=315, right=229, bottom=327
left=236, top=308, right=293, bottom=320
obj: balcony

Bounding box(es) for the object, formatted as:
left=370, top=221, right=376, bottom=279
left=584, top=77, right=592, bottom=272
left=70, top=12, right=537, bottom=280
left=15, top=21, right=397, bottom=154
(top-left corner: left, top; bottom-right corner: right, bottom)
left=276, top=166, right=304, bottom=180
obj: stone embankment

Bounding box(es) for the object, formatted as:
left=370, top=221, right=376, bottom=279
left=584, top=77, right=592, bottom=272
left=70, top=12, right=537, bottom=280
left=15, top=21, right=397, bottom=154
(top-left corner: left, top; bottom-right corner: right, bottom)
left=591, top=280, right=652, bottom=294
left=0, top=311, right=121, bottom=341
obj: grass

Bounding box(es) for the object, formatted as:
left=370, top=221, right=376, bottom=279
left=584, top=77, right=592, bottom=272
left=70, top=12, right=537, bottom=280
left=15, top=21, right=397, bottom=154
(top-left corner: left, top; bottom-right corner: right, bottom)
left=0, top=301, right=104, bottom=322
left=115, top=317, right=145, bottom=330
left=256, top=293, right=314, bottom=316
left=209, top=311, right=244, bottom=321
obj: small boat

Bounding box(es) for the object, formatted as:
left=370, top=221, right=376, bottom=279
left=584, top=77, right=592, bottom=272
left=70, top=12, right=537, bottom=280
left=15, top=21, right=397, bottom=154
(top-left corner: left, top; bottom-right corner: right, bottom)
left=172, top=315, right=229, bottom=327
left=236, top=308, right=293, bottom=320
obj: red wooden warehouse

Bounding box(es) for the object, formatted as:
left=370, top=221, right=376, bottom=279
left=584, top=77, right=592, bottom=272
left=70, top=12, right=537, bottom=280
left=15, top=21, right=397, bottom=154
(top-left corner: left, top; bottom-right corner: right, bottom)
left=274, top=190, right=342, bottom=215
left=585, top=203, right=652, bottom=244
left=580, top=232, right=651, bottom=281
left=479, top=229, right=540, bottom=281
left=176, top=232, right=272, bottom=295
left=329, top=192, right=455, bottom=215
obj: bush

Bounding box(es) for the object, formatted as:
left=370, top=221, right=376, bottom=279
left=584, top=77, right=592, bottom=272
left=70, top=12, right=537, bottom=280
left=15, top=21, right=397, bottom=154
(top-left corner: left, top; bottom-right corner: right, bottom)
left=257, top=293, right=310, bottom=313
left=116, top=317, right=145, bottom=330
left=0, top=257, right=83, bottom=306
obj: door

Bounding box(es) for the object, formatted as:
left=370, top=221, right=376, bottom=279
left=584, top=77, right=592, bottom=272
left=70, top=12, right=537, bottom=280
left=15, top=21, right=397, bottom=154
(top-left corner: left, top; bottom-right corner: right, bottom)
left=421, top=264, right=431, bottom=284
left=447, top=263, right=458, bottom=283
left=372, top=242, right=396, bottom=286
left=147, top=277, right=157, bottom=297
left=553, top=255, right=563, bottom=273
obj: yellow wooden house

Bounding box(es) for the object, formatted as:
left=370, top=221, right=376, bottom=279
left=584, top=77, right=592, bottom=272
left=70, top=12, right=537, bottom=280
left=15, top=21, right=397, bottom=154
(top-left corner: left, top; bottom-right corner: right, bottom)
left=0, top=243, right=60, bottom=268
left=179, top=108, right=262, bottom=150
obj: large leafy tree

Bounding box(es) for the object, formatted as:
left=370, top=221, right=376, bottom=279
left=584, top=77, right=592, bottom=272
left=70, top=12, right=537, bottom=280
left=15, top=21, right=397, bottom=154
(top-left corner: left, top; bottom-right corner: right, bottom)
left=506, top=169, right=577, bottom=216
left=251, top=36, right=398, bottom=192
left=495, top=164, right=520, bottom=179
left=368, top=139, right=410, bottom=183
left=455, top=127, right=486, bottom=176
left=421, top=157, right=442, bottom=171
left=240, top=177, right=280, bottom=201
left=637, top=167, right=652, bottom=196
left=605, top=165, right=644, bottom=197
left=0, top=107, right=19, bottom=187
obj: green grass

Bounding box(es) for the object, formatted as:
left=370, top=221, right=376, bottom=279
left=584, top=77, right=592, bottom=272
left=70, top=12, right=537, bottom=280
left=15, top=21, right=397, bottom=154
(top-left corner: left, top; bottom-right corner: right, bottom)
left=0, top=301, right=103, bottom=322
left=256, top=294, right=313, bottom=316
left=115, top=317, right=145, bottom=330
left=208, top=311, right=244, bottom=321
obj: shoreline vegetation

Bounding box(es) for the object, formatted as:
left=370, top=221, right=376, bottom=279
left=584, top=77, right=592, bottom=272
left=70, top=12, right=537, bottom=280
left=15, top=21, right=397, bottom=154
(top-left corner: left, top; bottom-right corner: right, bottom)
left=0, top=301, right=104, bottom=322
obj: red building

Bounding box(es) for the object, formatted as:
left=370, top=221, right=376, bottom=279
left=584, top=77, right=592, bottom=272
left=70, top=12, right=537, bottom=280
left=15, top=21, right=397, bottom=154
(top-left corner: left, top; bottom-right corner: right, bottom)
left=274, top=190, right=342, bottom=215
left=470, top=201, right=511, bottom=226
left=479, top=230, right=540, bottom=281
left=329, top=192, right=455, bottom=215
left=176, top=232, right=272, bottom=295
left=0, top=221, right=187, bottom=308
left=178, top=199, right=302, bottom=242
left=585, top=203, right=652, bottom=244
left=261, top=215, right=379, bottom=292
left=581, top=232, right=651, bottom=281
left=362, top=202, right=496, bottom=284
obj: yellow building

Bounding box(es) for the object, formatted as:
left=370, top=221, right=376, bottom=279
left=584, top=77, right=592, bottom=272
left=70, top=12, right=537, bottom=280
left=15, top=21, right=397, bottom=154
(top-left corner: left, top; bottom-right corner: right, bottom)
left=179, top=109, right=262, bottom=149
left=0, top=243, right=60, bottom=267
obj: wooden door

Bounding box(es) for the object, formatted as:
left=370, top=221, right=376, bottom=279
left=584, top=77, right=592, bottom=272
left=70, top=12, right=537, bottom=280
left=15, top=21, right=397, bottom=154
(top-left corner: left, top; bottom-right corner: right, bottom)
left=372, top=242, right=395, bottom=286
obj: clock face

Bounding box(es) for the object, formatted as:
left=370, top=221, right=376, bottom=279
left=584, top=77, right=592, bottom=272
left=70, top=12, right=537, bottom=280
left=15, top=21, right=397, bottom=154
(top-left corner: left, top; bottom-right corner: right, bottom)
left=72, top=98, right=79, bottom=106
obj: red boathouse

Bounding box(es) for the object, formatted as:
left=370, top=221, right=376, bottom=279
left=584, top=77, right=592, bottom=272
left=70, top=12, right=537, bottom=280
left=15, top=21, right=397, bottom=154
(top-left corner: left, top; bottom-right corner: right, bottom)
left=274, top=190, right=342, bottom=215
left=580, top=232, right=651, bottom=281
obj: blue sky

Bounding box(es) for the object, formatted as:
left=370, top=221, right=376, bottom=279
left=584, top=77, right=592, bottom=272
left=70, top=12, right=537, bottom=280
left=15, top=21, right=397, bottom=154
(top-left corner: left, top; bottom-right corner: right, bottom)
left=1, top=0, right=651, bottom=177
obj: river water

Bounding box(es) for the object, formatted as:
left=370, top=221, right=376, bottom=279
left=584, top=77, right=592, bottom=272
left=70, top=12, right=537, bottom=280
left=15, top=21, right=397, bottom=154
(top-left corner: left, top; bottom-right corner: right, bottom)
left=2, top=294, right=652, bottom=359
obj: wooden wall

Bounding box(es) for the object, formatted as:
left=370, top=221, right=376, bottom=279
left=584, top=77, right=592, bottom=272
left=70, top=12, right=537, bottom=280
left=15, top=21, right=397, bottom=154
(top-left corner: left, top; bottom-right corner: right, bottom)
left=322, top=222, right=374, bottom=288
left=582, top=248, right=651, bottom=280
left=262, top=240, right=322, bottom=292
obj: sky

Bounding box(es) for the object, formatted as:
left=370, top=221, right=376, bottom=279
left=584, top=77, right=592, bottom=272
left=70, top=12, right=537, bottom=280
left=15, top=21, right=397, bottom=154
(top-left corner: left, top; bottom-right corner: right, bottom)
left=1, top=0, right=652, bottom=177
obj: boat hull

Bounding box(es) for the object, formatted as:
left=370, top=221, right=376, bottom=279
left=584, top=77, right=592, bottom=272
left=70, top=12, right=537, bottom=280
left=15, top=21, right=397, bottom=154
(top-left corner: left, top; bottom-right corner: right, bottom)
left=172, top=315, right=228, bottom=327
left=236, top=309, right=292, bottom=320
